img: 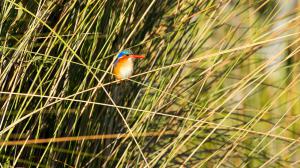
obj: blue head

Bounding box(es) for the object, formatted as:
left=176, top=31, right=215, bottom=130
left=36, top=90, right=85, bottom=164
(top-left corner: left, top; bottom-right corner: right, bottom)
left=117, top=49, right=133, bottom=58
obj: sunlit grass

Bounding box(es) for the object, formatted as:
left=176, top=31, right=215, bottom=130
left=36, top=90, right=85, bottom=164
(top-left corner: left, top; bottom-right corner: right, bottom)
left=1, top=0, right=300, bottom=167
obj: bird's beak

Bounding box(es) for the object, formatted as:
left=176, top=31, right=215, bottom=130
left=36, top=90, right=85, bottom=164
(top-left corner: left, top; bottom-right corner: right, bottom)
left=128, top=55, right=145, bottom=59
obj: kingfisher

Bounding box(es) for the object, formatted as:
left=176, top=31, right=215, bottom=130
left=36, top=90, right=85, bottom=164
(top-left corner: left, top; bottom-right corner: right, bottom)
left=113, top=49, right=145, bottom=80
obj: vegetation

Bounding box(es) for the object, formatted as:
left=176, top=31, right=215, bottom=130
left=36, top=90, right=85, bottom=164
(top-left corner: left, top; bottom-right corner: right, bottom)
left=1, top=0, right=300, bottom=167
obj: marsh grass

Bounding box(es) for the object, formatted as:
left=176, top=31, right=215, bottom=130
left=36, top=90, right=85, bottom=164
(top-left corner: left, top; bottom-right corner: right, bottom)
left=1, top=0, right=300, bottom=167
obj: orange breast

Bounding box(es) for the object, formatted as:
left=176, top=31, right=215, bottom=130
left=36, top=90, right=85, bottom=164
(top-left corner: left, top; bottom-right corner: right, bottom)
left=113, top=57, right=134, bottom=80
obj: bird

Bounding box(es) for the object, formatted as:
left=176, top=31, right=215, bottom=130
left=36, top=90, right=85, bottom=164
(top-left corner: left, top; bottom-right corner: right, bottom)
left=113, top=49, right=145, bottom=80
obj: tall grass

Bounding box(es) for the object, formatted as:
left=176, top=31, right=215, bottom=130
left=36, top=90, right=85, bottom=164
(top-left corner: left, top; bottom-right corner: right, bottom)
left=1, top=0, right=300, bottom=167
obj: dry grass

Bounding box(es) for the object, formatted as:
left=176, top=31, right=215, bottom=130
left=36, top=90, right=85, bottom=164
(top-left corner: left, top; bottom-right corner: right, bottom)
left=1, top=0, right=300, bottom=167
